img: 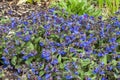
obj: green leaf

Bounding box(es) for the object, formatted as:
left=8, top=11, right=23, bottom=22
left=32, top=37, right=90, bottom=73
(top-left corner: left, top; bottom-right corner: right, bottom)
left=39, top=71, right=45, bottom=76
left=40, top=64, right=44, bottom=70
left=72, top=57, right=77, bottom=62
left=11, top=56, right=17, bottom=65
left=34, top=37, right=41, bottom=43
left=27, top=42, right=34, bottom=50
left=81, top=59, right=91, bottom=67
left=114, top=73, right=120, bottom=78
left=111, top=60, right=117, bottom=66
left=101, top=54, right=107, bottom=65
left=25, top=57, right=33, bottom=65
left=58, top=55, right=62, bottom=63
left=60, top=63, right=64, bottom=69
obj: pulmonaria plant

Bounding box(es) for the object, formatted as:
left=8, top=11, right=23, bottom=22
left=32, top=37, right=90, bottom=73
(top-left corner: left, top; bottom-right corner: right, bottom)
left=0, top=8, right=120, bottom=80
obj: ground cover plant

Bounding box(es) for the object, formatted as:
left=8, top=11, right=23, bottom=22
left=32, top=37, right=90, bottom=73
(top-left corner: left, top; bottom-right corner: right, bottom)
left=0, top=7, right=120, bottom=80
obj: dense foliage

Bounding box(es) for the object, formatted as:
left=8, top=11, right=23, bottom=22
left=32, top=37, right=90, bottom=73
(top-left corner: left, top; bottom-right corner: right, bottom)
left=50, top=0, right=102, bottom=17
left=0, top=8, right=120, bottom=80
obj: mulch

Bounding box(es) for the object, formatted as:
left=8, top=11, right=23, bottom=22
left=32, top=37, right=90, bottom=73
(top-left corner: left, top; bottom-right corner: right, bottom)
left=0, top=1, right=49, bottom=19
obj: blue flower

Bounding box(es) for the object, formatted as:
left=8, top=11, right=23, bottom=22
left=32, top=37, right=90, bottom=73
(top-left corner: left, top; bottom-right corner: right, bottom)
left=23, top=21, right=28, bottom=26
left=32, top=17, right=37, bottom=24
left=51, top=59, right=58, bottom=65
left=58, top=50, right=67, bottom=56
left=65, top=36, right=71, bottom=41
left=27, top=73, right=31, bottom=79
left=80, top=36, right=86, bottom=41
left=1, top=56, right=6, bottom=60
left=99, top=70, right=105, bottom=75
left=65, top=75, right=73, bottom=80
left=22, top=56, right=29, bottom=60
left=55, top=42, right=62, bottom=47
left=100, top=31, right=105, bottom=38
left=3, top=60, right=10, bottom=65
left=44, top=24, right=50, bottom=30
left=27, top=53, right=34, bottom=57
left=4, top=48, right=9, bottom=54
left=45, top=73, right=51, bottom=79
left=31, top=68, right=36, bottom=74
left=74, top=71, right=79, bottom=75
left=11, top=21, right=17, bottom=28
left=87, top=77, right=92, bottom=80
left=23, top=35, right=31, bottom=42
left=107, top=66, right=113, bottom=71
left=72, top=62, right=78, bottom=69
left=101, top=77, right=107, bottom=80
left=109, top=37, right=116, bottom=43
left=41, top=50, right=50, bottom=58
left=51, top=47, right=56, bottom=53
left=8, top=10, right=13, bottom=15
left=86, top=24, right=91, bottom=30
left=93, top=67, right=99, bottom=74
left=64, top=65, right=69, bottom=71
left=70, top=48, right=76, bottom=53
left=98, top=16, right=102, bottom=20
left=38, top=76, right=42, bottom=80
left=62, top=26, right=65, bottom=30
left=17, top=68, right=21, bottom=73
left=98, top=52, right=104, bottom=57
left=41, top=50, right=51, bottom=61
left=105, top=46, right=112, bottom=53
left=116, top=31, right=120, bottom=35
left=39, top=42, right=44, bottom=47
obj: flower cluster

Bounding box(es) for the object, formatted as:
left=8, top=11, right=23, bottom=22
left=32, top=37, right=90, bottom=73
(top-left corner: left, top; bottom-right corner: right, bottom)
left=0, top=8, right=120, bottom=80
